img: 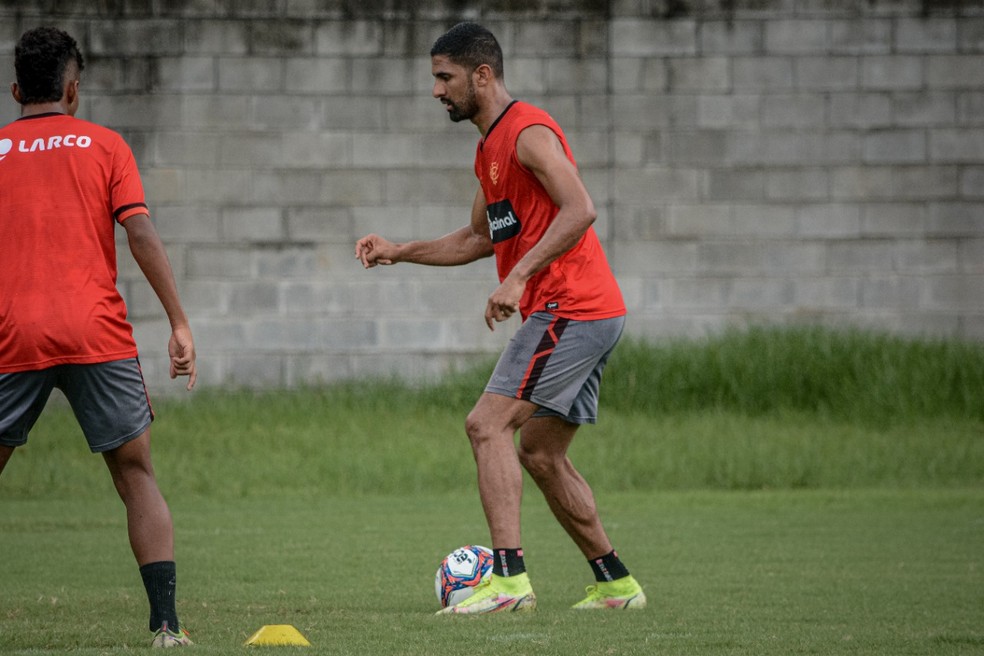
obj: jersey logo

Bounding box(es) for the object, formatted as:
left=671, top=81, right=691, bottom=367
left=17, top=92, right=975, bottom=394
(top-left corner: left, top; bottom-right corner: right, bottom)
left=0, top=134, right=92, bottom=163
left=489, top=161, right=500, bottom=185
left=486, top=199, right=522, bottom=244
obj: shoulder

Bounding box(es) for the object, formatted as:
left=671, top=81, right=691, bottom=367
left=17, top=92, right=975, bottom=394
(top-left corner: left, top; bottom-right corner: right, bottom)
left=72, top=116, right=117, bottom=134
left=509, top=103, right=566, bottom=145
left=508, top=102, right=556, bottom=128
left=70, top=117, right=130, bottom=148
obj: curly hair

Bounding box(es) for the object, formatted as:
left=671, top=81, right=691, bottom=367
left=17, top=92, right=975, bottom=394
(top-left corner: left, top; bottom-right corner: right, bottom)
left=430, top=22, right=503, bottom=79
left=14, top=27, right=85, bottom=105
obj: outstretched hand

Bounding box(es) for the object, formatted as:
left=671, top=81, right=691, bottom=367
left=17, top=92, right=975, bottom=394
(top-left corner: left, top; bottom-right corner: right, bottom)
left=355, top=234, right=397, bottom=269
left=168, top=325, right=197, bottom=390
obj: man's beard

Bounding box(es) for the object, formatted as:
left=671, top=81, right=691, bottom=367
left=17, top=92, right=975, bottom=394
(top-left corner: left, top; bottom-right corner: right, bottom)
left=445, top=84, right=479, bottom=122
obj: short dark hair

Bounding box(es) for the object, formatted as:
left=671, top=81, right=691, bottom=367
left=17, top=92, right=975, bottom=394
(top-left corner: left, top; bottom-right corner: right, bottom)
left=430, top=22, right=503, bottom=79
left=14, top=27, right=85, bottom=105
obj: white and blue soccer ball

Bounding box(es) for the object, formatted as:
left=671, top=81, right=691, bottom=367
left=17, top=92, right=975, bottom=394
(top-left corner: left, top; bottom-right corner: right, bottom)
left=434, top=545, right=494, bottom=608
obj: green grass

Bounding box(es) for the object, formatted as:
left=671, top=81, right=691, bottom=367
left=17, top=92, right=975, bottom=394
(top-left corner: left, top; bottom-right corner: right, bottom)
left=1, top=326, right=982, bottom=653
left=1, top=490, right=982, bottom=654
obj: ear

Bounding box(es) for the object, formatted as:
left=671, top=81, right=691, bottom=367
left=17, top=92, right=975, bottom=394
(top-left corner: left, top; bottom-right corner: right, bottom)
left=65, top=77, right=79, bottom=105
left=10, top=82, right=21, bottom=104
left=473, top=63, right=494, bottom=88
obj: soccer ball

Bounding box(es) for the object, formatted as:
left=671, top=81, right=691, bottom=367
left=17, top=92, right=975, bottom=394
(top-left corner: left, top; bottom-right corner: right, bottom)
left=434, top=545, right=494, bottom=608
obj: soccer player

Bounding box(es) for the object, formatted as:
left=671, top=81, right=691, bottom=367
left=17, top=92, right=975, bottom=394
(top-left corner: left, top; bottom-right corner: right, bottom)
left=355, top=22, right=646, bottom=614
left=0, top=27, right=196, bottom=646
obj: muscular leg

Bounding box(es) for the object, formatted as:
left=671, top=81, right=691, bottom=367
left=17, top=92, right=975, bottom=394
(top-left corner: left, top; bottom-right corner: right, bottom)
left=464, top=393, right=538, bottom=549
left=102, top=430, right=174, bottom=565
left=517, top=416, right=613, bottom=559
left=0, top=445, right=13, bottom=475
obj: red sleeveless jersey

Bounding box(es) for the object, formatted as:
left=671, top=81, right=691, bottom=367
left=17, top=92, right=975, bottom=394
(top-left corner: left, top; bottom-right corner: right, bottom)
left=474, top=101, right=625, bottom=321
left=0, top=113, right=147, bottom=372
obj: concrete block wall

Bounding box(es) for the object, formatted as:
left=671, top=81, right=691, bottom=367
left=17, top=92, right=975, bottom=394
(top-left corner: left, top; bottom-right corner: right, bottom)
left=608, top=1, right=984, bottom=346
left=1, top=0, right=981, bottom=393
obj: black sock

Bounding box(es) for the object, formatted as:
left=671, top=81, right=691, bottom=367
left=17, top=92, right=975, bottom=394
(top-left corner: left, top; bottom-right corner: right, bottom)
left=589, top=550, right=630, bottom=582
left=139, top=561, right=179, bottom=632
left=492, top=548, right=526, bottom=577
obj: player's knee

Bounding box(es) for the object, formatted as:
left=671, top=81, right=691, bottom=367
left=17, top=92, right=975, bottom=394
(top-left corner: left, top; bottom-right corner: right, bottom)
left=463, top=411, right=485, bottom=445
left=464, top=411, right=503, bottom=451
left=517, top=443, right=555, bottom=479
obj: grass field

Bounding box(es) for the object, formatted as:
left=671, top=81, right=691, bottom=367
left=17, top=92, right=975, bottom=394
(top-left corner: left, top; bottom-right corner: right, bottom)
left=1, top=327, right=982, bottom=654
left=2, top=490, right=982, bottom=654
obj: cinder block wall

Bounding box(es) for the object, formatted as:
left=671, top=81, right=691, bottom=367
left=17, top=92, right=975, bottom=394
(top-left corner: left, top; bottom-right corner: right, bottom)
left=1, top=1, right=981, bottom=392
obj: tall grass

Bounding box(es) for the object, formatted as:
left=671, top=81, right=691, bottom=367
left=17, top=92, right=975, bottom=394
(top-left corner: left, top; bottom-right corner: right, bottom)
left=414, top=325, right=984, bottom=422
left=2, top=326, right=981, bottom=499
left=200, top=325, right=984, bottom=423
left=591, top=325, right=983, bottom=422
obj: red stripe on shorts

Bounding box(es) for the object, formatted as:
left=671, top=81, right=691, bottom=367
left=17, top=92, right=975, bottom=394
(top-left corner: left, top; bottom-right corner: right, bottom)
left=517, top=316, right=570, bottom=401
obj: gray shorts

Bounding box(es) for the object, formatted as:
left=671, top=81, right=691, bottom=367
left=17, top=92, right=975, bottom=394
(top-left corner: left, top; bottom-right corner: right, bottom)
left=485, top=312, right=625, bottom=425
left=0, top=358, right=154, bottom=453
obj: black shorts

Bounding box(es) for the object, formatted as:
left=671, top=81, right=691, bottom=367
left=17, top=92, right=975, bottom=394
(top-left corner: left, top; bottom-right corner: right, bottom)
left=0, top=358, right=154, bottom=453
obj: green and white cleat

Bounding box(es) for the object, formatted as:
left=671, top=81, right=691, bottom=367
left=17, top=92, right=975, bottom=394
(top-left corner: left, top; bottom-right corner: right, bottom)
left=437, top=572, right=537, bottom=615
left=572, top=575, right=647, bottom=610
left=151, top=623, right=193, bottom=648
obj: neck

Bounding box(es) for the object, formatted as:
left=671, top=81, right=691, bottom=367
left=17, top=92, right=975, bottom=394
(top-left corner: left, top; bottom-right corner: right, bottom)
left=473, top=88, right=515, bottom=136
left=21, top=102, right=69, bottom=118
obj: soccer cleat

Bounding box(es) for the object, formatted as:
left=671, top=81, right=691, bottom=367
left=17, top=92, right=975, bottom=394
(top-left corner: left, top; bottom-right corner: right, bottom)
left=571, top=575, right=647, bottom=610
left=151, top=622, right=193, bottom=648
left=437, top=572, right=537, bottom=615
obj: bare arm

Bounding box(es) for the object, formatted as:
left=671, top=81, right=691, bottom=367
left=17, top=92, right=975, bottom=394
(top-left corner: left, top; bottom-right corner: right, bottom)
left=123, top=214, right=197, bottom=390
left=483, top=124, right=597, bottom=330
left=355, top=187, right=493, bottom=268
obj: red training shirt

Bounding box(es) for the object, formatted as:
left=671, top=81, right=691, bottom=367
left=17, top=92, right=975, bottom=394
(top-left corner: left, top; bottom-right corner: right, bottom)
left=0, top=113, right=147, bottom=372
left=474, top=101, right=625, bottom=321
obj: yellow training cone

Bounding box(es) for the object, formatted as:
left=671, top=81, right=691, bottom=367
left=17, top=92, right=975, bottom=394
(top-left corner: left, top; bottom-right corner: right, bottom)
left=244, top=624, right=312, bottom=647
